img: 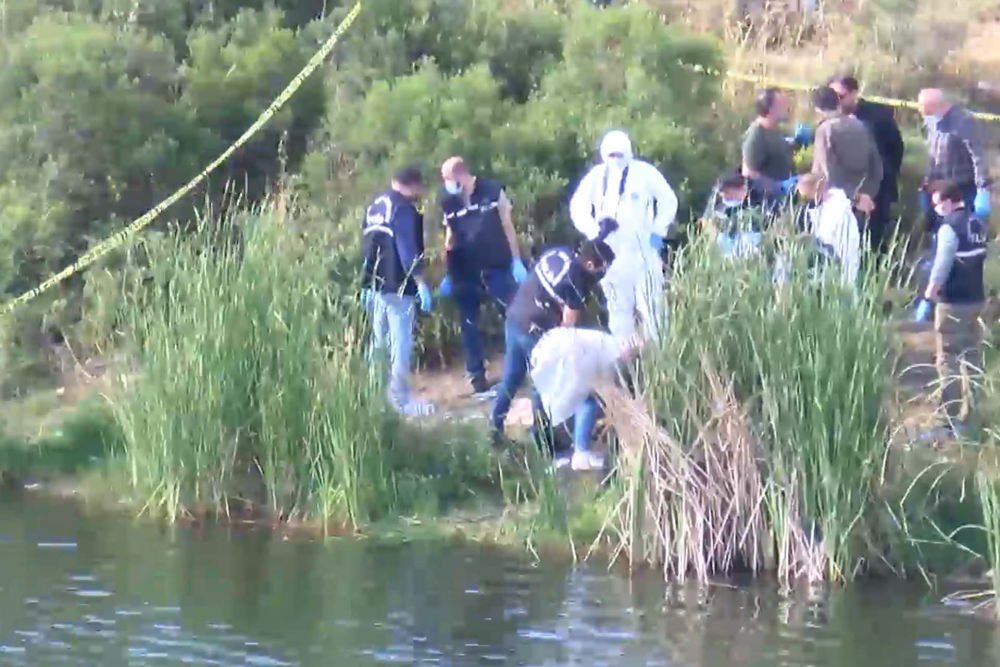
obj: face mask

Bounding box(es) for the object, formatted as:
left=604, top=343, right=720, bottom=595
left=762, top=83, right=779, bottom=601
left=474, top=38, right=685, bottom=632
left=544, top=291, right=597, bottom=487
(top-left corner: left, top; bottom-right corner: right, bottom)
left=923, top=115, right=941, bottom=131
left=934, top=204, right=948, bottom=217
left=444, top=180, right=462, bottom=196
left=606, top=156, right=629, bottom=172
left=722, top=198, right=743, bottom=209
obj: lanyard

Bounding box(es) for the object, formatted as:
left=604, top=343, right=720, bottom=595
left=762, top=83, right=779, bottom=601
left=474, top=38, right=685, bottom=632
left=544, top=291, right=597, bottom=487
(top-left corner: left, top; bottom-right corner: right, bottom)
left=591, top=164, right=629, bottom=222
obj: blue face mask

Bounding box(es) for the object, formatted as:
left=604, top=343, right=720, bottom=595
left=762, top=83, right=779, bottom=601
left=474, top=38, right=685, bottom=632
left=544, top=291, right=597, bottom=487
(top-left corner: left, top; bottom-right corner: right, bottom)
left=923, top=115, right=941, bottom=131
left=444, top=180, right=462, bottom=196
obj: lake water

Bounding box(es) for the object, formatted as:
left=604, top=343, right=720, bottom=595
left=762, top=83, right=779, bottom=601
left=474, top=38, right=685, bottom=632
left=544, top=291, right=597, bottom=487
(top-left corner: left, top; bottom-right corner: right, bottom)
left=0, top=493, right=997, bottom=666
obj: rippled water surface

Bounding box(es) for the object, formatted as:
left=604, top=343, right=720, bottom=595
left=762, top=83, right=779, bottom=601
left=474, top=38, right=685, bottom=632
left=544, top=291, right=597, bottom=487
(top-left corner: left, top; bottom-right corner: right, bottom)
left=0, top=494, right=998, bottom=666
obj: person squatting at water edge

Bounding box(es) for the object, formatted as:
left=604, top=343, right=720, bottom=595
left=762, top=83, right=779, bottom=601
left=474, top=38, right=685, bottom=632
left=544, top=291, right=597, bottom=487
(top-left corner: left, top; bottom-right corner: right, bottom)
left=912, top=180, right=987, bottom=443
left=704, top=172, right=767, bottom=260
left=360, top=166, right=436, bottom=417
left=569, top=130, right=678, bottom=345
left=437, top=156, right=529, bottom=396
left=489, top=219, right=619, bottom=471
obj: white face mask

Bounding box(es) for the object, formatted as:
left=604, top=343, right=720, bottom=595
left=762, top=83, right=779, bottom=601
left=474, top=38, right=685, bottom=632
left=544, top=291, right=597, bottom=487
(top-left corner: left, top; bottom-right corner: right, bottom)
left=444, top=179, right=462, bottom=196
left=606, top=156, right=629, bottom=172
left=722, top=198, right=743, bottom=209
left=934, top=204, right=949, bottom=217
left=923, top=115, right=941, bottom=131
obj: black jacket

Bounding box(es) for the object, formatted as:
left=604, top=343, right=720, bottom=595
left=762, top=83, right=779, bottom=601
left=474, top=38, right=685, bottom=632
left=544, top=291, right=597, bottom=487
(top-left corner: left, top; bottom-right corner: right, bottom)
left=854, top=99, right=904, bottom=202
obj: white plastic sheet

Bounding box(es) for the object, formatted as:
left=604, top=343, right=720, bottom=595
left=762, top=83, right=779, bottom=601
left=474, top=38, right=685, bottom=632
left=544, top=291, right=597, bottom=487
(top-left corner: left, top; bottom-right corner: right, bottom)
left=529, top=328, right=623, bottom=426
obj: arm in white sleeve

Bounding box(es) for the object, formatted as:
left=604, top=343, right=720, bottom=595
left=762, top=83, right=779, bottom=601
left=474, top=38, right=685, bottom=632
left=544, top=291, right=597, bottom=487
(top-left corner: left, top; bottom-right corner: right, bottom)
left=570, top=167, right=601, bottom=240
left=647, top=164, right=678, bottom=236
left=928, top=224, right=959, bottom=288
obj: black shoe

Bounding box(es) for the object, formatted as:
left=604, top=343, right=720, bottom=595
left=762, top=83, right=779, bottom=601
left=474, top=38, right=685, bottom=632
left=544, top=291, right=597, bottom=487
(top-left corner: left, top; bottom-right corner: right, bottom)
left=470, top=375, right=496, bottom=397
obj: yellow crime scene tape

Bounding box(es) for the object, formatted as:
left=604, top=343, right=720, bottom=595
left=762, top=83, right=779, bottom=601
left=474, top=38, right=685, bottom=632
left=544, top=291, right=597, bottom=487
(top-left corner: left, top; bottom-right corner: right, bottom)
left=0, top=1, right=364, bottom=317
left=726, top=71, right=1000, bottom=123
left=4, top=9, right=998, bottom=318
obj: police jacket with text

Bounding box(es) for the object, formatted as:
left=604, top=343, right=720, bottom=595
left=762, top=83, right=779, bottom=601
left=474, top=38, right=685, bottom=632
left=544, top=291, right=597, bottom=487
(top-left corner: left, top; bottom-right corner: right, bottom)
left=938, top=208, right=986, bottom=304
left=507, top=247, right=594, bottom=335
left=441, top=178, right=511, bottom=278
left=360, top=189, right=424, bottom=296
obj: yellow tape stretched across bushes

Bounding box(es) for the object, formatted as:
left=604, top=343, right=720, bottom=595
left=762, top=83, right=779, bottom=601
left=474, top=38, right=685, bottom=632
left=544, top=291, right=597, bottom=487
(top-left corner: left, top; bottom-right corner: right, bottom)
left=4, top=8, right=997, bottom=317
left=0, top=2, right=364, bottom=317
left=727, top=71, right=1000, bottom=123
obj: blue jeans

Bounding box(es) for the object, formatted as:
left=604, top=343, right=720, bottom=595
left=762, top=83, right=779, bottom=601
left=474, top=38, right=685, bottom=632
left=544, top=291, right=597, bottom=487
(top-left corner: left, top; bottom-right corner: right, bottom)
left=371, top=292, right=415, bottom=408
left=453, top=268, right=518, bottom=380
left=490, top=319, right=600, bottom=453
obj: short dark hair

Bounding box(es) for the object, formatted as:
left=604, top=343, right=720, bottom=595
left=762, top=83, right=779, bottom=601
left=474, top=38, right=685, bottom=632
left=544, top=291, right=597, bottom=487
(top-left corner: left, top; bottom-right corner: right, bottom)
left=392, top=165, right=424, bottom=187
left=718, top=173, right=747, bottom=191
left=579, top=218, right=618, bottom=268
left=933, top=180, right=965, bottom=204
left=812, top=86, right=841, bottom=112
left=755, top=88, right=780, bottom=117
left=828, top=74, right=859, bottom=92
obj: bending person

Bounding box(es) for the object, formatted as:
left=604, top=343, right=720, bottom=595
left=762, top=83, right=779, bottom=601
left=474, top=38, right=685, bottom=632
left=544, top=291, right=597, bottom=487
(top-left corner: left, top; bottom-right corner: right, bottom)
left=569, top=130, right=677, bottom=345
left=490, top=221, right=617, bottom=471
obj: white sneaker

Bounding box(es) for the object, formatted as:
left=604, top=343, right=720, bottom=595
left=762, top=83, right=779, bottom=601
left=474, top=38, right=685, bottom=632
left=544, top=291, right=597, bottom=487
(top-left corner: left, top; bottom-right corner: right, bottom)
left=570, top=450, right=606, bottom=471
left=553, top=454, right=572, bottom=470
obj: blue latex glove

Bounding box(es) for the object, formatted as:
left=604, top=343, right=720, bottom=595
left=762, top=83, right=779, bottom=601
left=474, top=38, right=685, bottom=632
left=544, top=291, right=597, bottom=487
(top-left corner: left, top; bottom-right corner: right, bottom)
left=417, top=282, right=433, bottom=313
left=918, top=190, right=931, bottom=214
left=437, top=275, right=452, bottom=298
left=913, top=299, right=932, bottom=323
left=360, top=289, right=374, bottom=312
left=975, top=188, right=991, bottom=218
left=649, top=234, right=665, bottom=251
left=779, top=176, right=798, bottom=195
left=511, top=257, right=528, bottom=284
left=792, top=122, right=813, bottom=146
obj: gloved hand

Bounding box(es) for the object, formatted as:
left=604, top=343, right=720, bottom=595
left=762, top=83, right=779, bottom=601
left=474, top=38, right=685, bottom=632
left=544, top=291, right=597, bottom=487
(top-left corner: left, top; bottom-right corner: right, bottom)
left=437, top=275, right=452, bottom=298
left=975, top=188, right=991, bottom=219
left=779, top=176, right=798, bottom=195
left=918, top=190, right=931, bottom=214
left=913, top=299, right=932, bottom=323
left=792, top=122, right=813, bottom=147
left=360, top=289, right=374, bottom=312
left=649, top=234, right=665, bottom=251
left=417, top=281, right=433, bottom=313
left=511, top=257, right=528, bottom=284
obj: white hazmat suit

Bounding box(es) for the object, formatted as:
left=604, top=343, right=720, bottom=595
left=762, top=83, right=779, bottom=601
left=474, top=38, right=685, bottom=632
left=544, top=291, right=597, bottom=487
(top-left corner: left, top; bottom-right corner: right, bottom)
left=569, top=131, right=678, bottom=343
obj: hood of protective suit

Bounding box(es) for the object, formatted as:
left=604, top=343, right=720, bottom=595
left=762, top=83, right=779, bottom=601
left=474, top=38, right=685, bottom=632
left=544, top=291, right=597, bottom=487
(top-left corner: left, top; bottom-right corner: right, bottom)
left=599, top=130, right=633, bottom=163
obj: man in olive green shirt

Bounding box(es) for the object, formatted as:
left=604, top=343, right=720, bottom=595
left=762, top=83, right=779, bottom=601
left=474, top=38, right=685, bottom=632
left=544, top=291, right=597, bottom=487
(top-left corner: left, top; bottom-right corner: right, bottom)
left=742, top=88, right=811, bottom=205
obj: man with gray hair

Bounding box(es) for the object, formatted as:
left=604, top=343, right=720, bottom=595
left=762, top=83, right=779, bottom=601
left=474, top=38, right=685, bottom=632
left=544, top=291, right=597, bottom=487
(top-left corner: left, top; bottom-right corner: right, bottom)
left=917, top=88, right=992, bottom=231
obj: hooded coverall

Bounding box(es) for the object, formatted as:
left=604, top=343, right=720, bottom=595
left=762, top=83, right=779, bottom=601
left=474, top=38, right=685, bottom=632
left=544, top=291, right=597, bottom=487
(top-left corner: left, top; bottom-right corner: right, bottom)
left=569, top=131, right=678, bottom=343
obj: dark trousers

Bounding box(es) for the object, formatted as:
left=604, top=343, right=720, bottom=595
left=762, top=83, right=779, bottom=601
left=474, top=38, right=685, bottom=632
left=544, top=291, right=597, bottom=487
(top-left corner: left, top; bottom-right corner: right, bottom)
left=490, top=319, right=544, bottom=432
left=454, top=268, right=518, bottom=381
left=934, top=302, right=984, bottom=429
left=864, top=188, right=897, bottom=254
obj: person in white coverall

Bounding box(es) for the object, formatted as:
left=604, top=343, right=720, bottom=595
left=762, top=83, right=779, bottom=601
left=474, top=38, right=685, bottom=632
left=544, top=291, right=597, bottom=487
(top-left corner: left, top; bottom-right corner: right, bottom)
left=569, top=130, right=678, bottom=343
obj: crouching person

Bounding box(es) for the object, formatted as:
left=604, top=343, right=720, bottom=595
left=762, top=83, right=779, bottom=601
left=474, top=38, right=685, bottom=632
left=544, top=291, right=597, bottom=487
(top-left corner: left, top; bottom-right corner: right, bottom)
left=529, top=327, right=638, bottom=472
left=489, top=221, right=617, bottom=468
left=705, top=172, right=766, bottom=259
left=360, top=166, right=435, bottom=416
left=919, top=180, right=987, bottom=439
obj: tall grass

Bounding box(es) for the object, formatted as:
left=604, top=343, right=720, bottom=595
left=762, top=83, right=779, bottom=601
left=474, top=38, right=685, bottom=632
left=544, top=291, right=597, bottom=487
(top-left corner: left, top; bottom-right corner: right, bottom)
left=110, top=203, right=409, bottom=526
left=601, top=229, right=900, bottom=583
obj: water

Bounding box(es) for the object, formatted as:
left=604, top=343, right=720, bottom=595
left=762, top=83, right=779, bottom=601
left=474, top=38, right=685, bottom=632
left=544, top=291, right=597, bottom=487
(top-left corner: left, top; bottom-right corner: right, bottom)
left=0, top=495, right=997, bottom=666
